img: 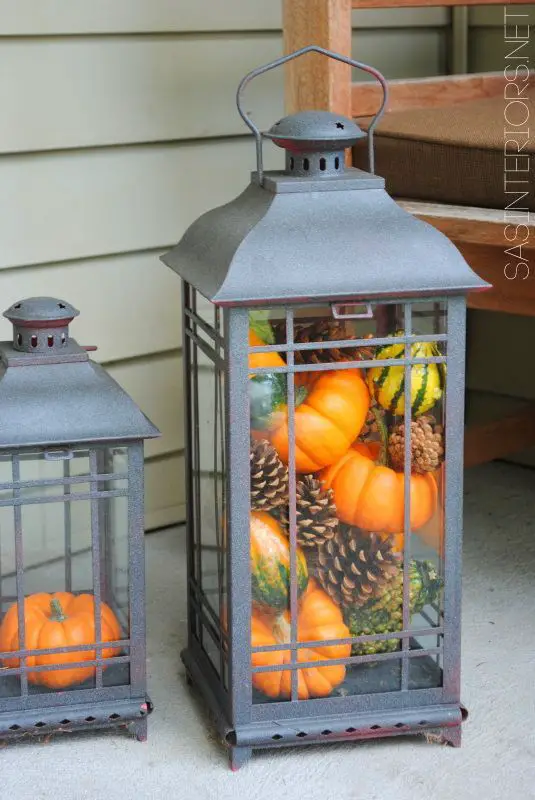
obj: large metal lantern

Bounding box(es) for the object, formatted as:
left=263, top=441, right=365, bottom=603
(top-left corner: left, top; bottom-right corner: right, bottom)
left=0, top=297, right=159, bottom=741
left=161, top=47, right=490, bottom=770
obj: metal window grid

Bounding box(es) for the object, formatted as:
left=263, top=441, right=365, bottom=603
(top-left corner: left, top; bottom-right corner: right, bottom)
left=182, top=287, right=464, bottom=753
left=0, top=443, right=147, bottom=719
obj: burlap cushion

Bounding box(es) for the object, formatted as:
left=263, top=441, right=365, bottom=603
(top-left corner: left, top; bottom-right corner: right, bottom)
left=353, top=88, right=535, bottom=209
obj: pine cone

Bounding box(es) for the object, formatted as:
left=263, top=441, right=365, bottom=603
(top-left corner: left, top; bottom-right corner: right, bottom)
left=359, top=396, right=382, bottom=443
left=278, top=475, right=339, bottom=548
left=316, top=528, right=401, bottom=608
left=388, top=415, right=444, bottom=474
left=250, top=438, right=288, bottom=511
left=294, top=321, right=374, bottom=365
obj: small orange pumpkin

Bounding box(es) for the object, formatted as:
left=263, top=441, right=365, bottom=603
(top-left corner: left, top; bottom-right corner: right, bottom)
left=0, top=592, right=121, bottom=689
left=248, top=329, right=286, bottom=371
left=269, top=370, right=370, bottom=473
left=320, top=442, right=437, bottom=534
left=251, top=581, right=350, bottom=700
left=415, top=467, right=445, bottom=552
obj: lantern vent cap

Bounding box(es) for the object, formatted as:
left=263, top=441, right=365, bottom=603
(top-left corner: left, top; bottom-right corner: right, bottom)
left=4, top=297, right=79, bottom=326
left=0, top=295, right=161, bottom=448
left=264, top=111, right=366, bottom=153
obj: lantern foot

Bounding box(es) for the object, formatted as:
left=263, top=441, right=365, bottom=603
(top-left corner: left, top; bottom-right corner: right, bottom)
left=228, top=745, right=252, bottom=772
left=423, top=725, right=462, bottom=748
left=132, top=718, right=148, bottom=742
left=441, top=725, right=462, bottom=748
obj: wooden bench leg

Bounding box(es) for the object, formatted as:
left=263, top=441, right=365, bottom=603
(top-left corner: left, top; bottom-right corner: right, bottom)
left=283, top=0, right=352, bottom=116
left=464, top=405, right=535, bottom=468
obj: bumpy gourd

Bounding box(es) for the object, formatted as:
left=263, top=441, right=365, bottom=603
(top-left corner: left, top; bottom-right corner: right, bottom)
left=250, top=511, right=308, bottom=611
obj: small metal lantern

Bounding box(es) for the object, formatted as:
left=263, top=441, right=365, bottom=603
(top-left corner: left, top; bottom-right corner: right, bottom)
left=0, top=297, right=159, bottom=741
left=161, top=47, right=490, bottom=770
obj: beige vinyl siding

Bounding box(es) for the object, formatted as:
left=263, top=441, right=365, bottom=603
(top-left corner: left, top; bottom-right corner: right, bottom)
left=0, top=141, right=282, bottom=270
left=0, top=252, right=181, bottom=361
left=0, top=1, right=282, bottom=34
left=0, top=36, right=285, bottom=153
left=0, top=1, right=453, bottom=529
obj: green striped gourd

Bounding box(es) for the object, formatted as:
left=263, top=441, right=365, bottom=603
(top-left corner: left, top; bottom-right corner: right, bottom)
left=367, top=336, right=445, bottom=417
left=250, top=511, right=308, bottom=611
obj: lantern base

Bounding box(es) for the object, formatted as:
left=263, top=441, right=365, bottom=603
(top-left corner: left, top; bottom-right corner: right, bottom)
left=182, top=645, right=466, bottom=770
left=225, top=709, right=465, bottom=770
left=229, top=745, right=253, bottom=772
left=0, top=696, right=152, bottom=741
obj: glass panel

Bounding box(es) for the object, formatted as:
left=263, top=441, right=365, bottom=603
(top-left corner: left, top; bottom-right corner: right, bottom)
left=0, top=455, right=15, bottom=615
left=0, top=465, right=20, bottom=696
left=190, top=290, right=223, bottom=354
left=332, top=659, right=402, bottom=697
left=102, top=483, right=130, bottom=690
left=197, top=364, right=225, bottom=618
left=203, top=624, right=223, bottom=678
left=403, top=301, right=445, bottom=641
left=105, top=448, right=130, bottom=634
left=248, top=300, right=447, bottom=700
left=196, top=293, right=217, bottom=330
left=187, top=289, right=227, bottom=684
left=0, top=447, right=130, bottom=697
left=249, top=352, right=292, bottom=704
left=249, top=307, right=287, bottom=345
left=0, top=453, right=13, bottom=502
left=250, top=504, right=292, bottom=704
left=411, top=300, right=447, bottom=337
left=409, top=635, right=443, bottom=689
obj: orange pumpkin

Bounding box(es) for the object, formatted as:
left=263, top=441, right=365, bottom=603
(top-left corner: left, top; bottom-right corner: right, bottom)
left=415, top=468, right=445, bottom=552
left=320, top=442, right=437, bottom=534
left=0, top=592, right=121, bottom=689
left=269, top=370, right=370, bottom=473
left=251, top=581, right=350, bottom=700
left=248, top=329, right=286, bottom=371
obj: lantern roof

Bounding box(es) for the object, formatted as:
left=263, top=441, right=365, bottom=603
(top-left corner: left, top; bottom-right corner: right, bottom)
left=160, top=161, right=490, bottom=306
left=162, top=53, right=490, bottom=305
left=0, top=297, right=160, bottom=450
left=265, top=111, right=366, bottom=151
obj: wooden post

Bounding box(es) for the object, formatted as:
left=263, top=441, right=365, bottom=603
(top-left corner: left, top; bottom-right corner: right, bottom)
left=282, top=0, right=352, bottom=116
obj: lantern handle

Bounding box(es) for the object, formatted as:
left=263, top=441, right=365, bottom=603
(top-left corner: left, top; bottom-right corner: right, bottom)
left=236, top=45, right=389, bottom=184
left=44, top=448, right=74, bottom=461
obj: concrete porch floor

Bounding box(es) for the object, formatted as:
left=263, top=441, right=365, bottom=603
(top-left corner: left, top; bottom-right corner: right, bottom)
left=3, top=461, right=535, bottom=800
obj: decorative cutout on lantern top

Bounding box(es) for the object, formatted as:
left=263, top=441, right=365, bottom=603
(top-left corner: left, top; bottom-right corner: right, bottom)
left=264, top=111, right=366, bottom=178
left=3, top=297, right=79, bottom=355
left=264, top=111, right=366, bottom=152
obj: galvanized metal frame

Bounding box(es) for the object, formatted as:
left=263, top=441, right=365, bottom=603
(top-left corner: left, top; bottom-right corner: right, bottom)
left=181, top=292, right=466, bottom=766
